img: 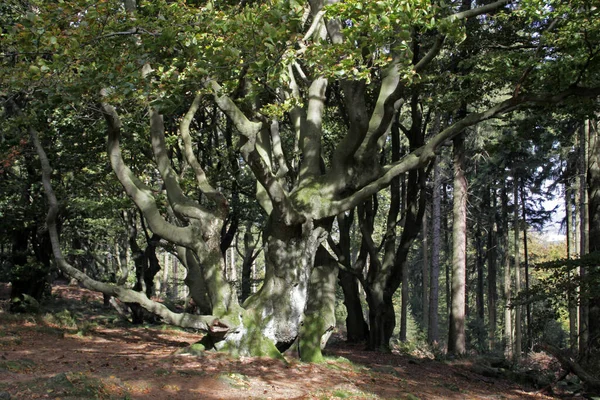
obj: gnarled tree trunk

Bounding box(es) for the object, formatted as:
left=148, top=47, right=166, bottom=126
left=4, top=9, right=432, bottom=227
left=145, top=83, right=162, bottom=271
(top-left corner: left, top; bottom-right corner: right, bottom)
left=218, top=215, right=327, bottom=356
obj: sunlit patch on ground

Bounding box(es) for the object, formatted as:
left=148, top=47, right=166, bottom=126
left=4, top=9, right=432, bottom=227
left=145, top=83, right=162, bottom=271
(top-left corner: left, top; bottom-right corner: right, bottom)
left=0, top=282, right=557, bottom=399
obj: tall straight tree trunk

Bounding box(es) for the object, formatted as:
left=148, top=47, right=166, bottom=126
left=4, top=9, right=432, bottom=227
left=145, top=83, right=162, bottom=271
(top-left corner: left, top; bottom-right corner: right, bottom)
left=422, top=206, right=430, bottom=330
left=448, top=134, right=467, bottom=355
left=579, top=123, right=590, bottom=358
left=520, top=185, right=532, bottom=351
left=566, top=177, right=578, bottom=350
left=475, top=225, right=485, bottom=323
left=513, top=176, right=522, bottom=361
left=501, top=182, right=513, bottom=360
left=428, top=157, right=442, bottom=345
left=443, top=183, right=451, bottom=315
left=487, top=185, right=498, bottom=351
left=586, top=118, right=600, bottom=351
left=400, top=172, right=409, bottom=342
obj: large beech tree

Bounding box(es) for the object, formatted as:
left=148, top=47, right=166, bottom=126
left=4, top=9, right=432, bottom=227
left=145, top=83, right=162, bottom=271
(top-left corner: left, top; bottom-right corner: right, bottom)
left=3, top=0, right=600, bottom=358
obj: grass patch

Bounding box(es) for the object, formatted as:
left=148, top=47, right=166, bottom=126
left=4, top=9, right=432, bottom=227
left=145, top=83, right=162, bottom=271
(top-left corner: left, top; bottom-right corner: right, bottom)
left=217, top=372, right=250, bottom=389
left=323, top=356, right=365, bottom=373
left=33, top=325, right=66, bottom=337
left=43, top=372, right=130, bottom=399
left=154, top=368, right=170, bottom=376
left=43, top=309, right=78, bottom=328
left=0, top=358, right=36, bottom=373
left=313, top=388, right=377, bottom=399
left=441, top=382, right=460, bottom=392
left=332, top=389, right=353, bottom=398
left=42, top=309, right=98, bottom=336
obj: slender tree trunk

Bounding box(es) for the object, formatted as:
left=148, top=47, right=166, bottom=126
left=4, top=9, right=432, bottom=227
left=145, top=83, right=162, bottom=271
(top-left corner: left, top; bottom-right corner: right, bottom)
left=513, top=176, right=522, bottom=361
left=422, top=206, right=430, bottom=330
left=172, top=256, right=179, bottom=301
left=400, top=255, right=409, bottom=342
left=448, top=134, right=467, bottom=355
left=395, top=167, right=427, bottom=345
left=365, top=110, right=428, bottom=349
left=400, top=173, right=409, bottom=342
left=162, top=252, right=169, bottom=298
left=443, top=183, right=451, bottom=316
left=339, top=269, right=368, bottom=342
left=487, top=185, right=498, bottom=351
left=476, top=225, right=485, bottom=322
left=501, top=182, right=513, bottom=360
left=579, top=123, right=590, bottom=358
left=566, top=177, right=578, bottom=350
left=428, top=157, right=442, bottom=345
left=520, top=185, right=532, bottom=351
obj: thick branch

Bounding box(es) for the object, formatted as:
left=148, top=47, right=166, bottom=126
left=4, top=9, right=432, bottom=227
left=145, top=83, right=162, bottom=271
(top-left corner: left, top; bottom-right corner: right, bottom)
left=330, top=80, right=369, bottom=177
left=299, top=77, right=327, bottom=180
left=149, top=106, right=217, bottom=226
left=270, top=120, right=289, bottom=179
left=318, top=86, right=600, bottom=219
left=448, top=0, right=511, bottom=22
left=180, top=94, right=228, bottom=217
left=210, top=81, right=304, bottom=225
left=100, top=99, right=197, bottom=248
left=354, top=61, right=403, bottom=160
left=208, top=80, right=262, bottom=145
left=414, top=35, right=446, bottom=74
left=347, top=0, right=511, bottom=164
left=31, top=127, right=223, bottom=332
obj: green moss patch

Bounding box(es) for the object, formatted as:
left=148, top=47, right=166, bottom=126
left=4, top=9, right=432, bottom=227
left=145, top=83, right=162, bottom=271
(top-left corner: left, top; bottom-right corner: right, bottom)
left=0, top=358, right=36, bottom=373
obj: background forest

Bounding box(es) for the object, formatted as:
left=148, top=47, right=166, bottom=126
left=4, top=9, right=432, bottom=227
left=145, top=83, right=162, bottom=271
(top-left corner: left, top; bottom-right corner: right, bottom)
left=1, top=0, right=600, bottom=396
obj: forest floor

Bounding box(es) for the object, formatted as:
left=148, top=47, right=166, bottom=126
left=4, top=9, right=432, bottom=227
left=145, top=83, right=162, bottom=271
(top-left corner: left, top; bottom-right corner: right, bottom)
left=0, top=282, right=575, bottom=400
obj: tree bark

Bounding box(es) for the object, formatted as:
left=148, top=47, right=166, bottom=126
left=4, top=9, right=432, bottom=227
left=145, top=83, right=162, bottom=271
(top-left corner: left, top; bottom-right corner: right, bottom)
left=448, top=134, right=467, bottom=355
left=487, top=184, right=498, bottom=351
left=31, top=127, right=223, bottom=333
left=428, top=157, right=442, bottom=345
left=566, top=164, right=578, bottom=350
left=476, top=224, right=485, bottom=323
left=237, top=214, right=327, bottom=351
left=578, top=123, right=590, bottom=358
left=444, top=182, right=451, bottom=316
left=513, top=175, right=522, bottom=361
left=240, top=225, right=260, bottom=303
left=298, top=247, right=338, bottom=362
left=586, top=118, right=600, bottom=351
left=501, top=182, right=513, bottom=360
left=422, top=205, right=430, bottom=330
left=336, top=210, right=368, bottom=343
left=520, top=183, right=532, bottom=351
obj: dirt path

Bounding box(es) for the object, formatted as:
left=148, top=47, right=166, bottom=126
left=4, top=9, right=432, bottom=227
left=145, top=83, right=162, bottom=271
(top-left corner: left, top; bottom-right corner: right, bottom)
left=0, top=283, right=556, bottom=399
